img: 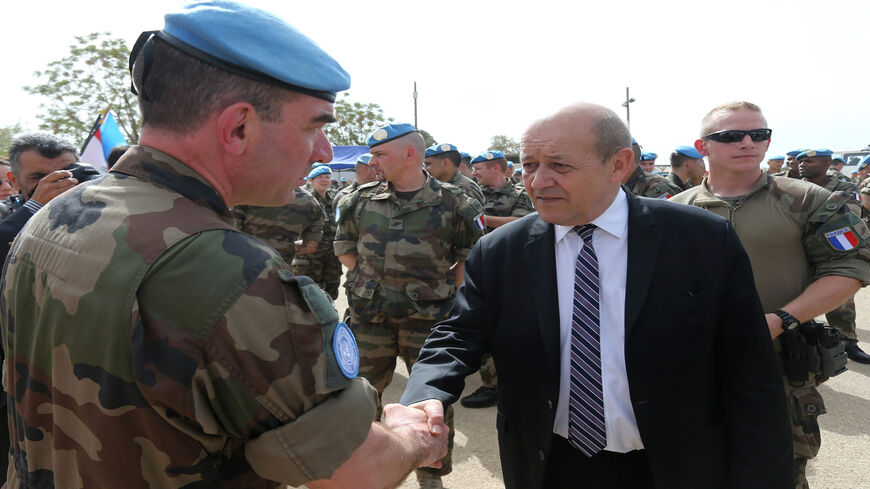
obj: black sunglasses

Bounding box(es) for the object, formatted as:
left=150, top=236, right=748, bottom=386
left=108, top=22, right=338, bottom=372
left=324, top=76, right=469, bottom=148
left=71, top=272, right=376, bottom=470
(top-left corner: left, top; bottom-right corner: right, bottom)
left=702, top=128, right=772, bottom=143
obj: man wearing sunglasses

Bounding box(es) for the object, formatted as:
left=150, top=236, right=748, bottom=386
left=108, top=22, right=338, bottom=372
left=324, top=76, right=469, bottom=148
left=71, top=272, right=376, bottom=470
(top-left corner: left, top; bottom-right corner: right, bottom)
left=671, top=101, right=870, bottom=489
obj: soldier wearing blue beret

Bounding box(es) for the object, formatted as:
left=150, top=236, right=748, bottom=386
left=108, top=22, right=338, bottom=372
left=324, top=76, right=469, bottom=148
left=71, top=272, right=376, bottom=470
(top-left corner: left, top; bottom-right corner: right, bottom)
left=785, top=149, right=807, bottom=179
left=0, top=2, right=451, bottom=488
left=667, top=145, right=706, bottom=191
left=766, top=155, right=786, bottom=175
left=828, top=155, right=852, bottom=183
left=423, top=143, right=485, bottom=207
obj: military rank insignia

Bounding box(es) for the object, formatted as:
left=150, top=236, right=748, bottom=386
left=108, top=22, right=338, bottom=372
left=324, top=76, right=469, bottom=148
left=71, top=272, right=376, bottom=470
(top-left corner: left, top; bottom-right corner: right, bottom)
left=333, top=322, right=359, bottom=379
left=825, top=226, right=859, bottom=251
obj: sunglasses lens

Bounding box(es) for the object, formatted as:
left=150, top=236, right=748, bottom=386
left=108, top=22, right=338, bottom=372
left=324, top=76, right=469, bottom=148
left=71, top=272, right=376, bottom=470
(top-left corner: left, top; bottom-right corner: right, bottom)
left=748, top=129, right=772, bottom=142
left=716, top=131, right=745, bottom=143
left=705, top=129, right=771, bottom=143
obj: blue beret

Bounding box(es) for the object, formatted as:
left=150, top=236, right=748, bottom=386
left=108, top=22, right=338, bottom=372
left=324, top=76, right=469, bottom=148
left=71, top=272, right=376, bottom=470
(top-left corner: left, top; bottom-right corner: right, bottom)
left=674, top=146, right=703, bottom=159
left=631, top=137, right=638, bottom=144
left=641, top=152, right=657, bottom=161
left=786, top=149, right=806, bottom=157
left=312, top=162, right=328, bottom=168
left=796, top=149, right=833, bottom=160
left=425, top=143, right=459, bottom=158
left=859, top=154, right=870, bottom=170
left=767, top=155, right=785, bottom=161
left=135, top=1, right=349, bottom=103
left=340, top=177, right=347, bottom=182
left=460, top=152, right=470, bottom=159
left=357, top=153, right=372, bottom=165
left=471, top=150, right=506, bottom=164
left=507, top=161, right=514, bottom=168
left=307, top=165, right=332, bottom=179
left=366, top=123, right=418, bottom=148
left=832, top=156, right=845, bottom=164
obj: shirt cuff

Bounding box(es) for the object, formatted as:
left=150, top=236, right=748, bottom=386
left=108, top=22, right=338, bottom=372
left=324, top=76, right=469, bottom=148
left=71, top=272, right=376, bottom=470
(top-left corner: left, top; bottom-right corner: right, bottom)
left=22, top=200, right=43, bottom=213
left=244, top=377, right=377, bottom=486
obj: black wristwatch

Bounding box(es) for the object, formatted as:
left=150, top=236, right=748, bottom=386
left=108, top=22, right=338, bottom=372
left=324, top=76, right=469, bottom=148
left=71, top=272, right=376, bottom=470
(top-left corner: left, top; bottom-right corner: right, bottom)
left=774, top=309, right=801, bottom=331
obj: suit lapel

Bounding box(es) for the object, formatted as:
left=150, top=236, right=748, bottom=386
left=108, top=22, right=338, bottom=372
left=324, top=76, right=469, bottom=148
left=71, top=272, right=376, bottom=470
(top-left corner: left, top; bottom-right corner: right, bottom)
left=624, top=193, right=661, bottom=342
left=525, top=216, right=561, bottom=377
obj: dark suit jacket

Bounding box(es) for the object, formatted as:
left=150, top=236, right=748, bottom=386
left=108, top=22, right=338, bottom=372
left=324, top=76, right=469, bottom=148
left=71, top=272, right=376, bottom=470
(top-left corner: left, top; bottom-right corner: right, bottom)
left=401, top=191, right=792, bottom=489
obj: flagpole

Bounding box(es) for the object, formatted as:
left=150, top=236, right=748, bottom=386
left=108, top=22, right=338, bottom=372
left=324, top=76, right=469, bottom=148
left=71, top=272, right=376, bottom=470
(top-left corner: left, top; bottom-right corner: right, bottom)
left=79, top=108, right=109, bottom=156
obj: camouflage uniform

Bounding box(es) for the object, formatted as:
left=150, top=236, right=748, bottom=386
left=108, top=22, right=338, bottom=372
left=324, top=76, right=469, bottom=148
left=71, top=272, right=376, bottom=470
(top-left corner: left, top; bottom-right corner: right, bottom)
left=812, top=176, right=863, bottom=341
left=447, top=169, right=485, bottom=208
left=624, top=166, right=681, bottom=198
left=827, top=168, right=852, bottom=183
left=232, top=186, right=324, bottom=264
left=0, top=146, right=377, bottom=488
left=481, top=180, right=533, bottom=233
left=334, top=181, right=360, bottom=211
left=334, top=174, right=485, bottom=477
left=671, top=171, right=870, bottom=489
left=293, top=185, right=342, bottom=299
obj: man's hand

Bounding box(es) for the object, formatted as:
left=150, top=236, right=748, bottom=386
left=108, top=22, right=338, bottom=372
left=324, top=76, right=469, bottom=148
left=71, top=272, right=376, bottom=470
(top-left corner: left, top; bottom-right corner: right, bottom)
left=30, top=170, right=77, bottom=205
left=383, top=402, right=448, bottom=469
left=765, top=313, right=784, bottom=340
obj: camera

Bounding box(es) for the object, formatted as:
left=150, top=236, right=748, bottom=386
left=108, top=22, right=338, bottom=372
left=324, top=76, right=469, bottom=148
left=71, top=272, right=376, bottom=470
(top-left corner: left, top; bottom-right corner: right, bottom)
left=64, top=163, right=102, bottom=183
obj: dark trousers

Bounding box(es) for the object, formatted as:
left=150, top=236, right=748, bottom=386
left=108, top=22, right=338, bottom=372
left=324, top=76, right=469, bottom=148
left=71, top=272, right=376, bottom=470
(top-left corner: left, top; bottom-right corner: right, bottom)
left=543, top=435, right=655, bottom=489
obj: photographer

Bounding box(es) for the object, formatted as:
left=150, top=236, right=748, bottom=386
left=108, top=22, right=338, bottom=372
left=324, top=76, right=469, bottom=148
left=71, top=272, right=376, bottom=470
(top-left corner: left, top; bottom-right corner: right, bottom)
left=1, top=133, right=98, bottom=261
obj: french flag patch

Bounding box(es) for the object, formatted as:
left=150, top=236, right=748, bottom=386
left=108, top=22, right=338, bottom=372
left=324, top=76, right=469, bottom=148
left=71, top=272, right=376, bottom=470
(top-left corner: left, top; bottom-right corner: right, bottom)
left=825, top=227, right=859, bottom=251
left=474, top=214, right=486, bottom=230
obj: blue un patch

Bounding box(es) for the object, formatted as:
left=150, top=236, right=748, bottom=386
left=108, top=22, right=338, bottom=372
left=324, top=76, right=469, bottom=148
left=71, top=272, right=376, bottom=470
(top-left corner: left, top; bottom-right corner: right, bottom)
left=332, top=322, right=359, bottom=379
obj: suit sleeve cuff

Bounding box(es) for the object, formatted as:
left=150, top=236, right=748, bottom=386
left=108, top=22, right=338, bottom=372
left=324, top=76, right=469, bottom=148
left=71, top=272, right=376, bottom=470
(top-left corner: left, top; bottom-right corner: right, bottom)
left=244, top=377, right=377, bottom=486
left=22, top=200, right=43, bottom=213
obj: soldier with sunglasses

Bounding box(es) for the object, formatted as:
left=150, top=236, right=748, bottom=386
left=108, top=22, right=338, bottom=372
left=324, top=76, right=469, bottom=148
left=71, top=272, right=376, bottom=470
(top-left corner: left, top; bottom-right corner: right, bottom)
left=671, top=101, right=870, bottom=489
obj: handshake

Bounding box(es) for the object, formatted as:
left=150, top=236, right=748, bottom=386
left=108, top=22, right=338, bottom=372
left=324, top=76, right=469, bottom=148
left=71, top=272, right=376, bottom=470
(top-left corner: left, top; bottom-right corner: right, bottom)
left=383, top=399, right=450, bottom=469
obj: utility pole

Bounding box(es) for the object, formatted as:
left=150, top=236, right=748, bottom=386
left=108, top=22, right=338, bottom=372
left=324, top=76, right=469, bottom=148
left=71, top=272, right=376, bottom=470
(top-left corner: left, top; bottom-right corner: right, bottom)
left=413, top=81, right=418, bottom=129
left=621, top=87, right=636, bottom=133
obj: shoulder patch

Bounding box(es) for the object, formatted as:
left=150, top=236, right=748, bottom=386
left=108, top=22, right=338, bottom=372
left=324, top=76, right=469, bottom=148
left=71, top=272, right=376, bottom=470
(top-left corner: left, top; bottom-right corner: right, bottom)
left=332, top=322, right=359, bottom=379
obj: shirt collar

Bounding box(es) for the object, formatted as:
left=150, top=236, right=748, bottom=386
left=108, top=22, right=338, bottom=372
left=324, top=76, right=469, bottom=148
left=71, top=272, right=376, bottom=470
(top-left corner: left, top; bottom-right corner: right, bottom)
left=554, top=188, right=629, bottom=244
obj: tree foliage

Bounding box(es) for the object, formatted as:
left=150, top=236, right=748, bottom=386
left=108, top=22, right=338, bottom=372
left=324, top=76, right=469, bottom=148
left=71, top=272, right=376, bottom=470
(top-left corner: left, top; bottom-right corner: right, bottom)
left=325, top=93, right=394, bottom=146
left=488, top=134, right=521, bottom=155
left=418, top=129, right=436, bottom=148
left=0, top=124, right=24, bottom=157
left=25, top=32, right=140, bottom=146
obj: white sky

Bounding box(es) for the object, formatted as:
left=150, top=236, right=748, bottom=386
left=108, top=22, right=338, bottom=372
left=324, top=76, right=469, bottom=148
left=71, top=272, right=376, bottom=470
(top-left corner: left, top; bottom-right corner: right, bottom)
left=2, top=0, right=869, bottom=161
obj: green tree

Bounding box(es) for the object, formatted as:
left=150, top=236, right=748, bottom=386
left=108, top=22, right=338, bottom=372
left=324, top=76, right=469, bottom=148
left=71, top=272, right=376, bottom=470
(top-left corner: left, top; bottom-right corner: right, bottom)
left=0, top=124, right=24, bottom=157
left=418, top=129, right=436, bottom=148
left=488, top=134, right=520, bottom=154
left=325, top=93, right=393, bottom=145
left=25, top=32, right=140, bottom=146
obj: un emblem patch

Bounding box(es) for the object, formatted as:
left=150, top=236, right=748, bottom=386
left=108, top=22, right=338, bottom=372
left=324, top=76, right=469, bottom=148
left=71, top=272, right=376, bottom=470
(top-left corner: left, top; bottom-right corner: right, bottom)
left=333, top=322, right=359, bottom=379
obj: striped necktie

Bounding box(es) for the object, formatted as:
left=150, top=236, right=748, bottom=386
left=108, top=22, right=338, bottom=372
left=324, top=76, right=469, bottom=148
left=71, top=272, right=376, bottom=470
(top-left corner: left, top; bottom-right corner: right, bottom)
left=568, top=224, right=606, bottom=457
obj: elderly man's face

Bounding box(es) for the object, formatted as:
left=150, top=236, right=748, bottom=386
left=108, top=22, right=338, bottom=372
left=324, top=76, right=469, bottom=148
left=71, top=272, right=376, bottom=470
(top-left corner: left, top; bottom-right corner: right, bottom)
left=521, top=111, right=629, bottom=226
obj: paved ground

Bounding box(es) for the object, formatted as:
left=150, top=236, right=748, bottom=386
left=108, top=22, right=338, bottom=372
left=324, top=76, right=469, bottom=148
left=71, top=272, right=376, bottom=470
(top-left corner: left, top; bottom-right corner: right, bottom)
left=337, top=280, right=870, bottom=489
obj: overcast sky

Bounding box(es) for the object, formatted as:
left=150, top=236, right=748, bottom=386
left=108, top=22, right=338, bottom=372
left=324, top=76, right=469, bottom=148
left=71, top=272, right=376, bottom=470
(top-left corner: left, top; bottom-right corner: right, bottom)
left=2, top=0, right=868, bottom=162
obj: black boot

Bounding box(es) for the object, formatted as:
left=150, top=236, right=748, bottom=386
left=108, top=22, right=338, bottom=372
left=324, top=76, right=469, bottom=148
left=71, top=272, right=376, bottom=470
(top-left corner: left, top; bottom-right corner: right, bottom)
left=460, top=386, right=497, bottom=408
left=845, top=340, right=870, bottom=364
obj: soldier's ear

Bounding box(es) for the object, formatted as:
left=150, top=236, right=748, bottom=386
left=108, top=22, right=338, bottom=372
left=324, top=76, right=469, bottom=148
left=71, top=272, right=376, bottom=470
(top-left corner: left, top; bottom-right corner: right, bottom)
left=217, top=102, right=261, bottom=156
left=694, top=139, right=709, bottom=157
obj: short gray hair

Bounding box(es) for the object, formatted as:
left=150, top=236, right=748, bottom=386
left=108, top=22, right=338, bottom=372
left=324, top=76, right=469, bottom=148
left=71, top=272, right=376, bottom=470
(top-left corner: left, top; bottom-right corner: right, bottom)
left=8, top=133, right=78, bottom=175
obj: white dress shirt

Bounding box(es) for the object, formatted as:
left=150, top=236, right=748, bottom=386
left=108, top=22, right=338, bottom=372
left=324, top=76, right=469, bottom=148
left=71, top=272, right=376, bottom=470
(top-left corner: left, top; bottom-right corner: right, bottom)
left=552, top=188, right=644, bottom=452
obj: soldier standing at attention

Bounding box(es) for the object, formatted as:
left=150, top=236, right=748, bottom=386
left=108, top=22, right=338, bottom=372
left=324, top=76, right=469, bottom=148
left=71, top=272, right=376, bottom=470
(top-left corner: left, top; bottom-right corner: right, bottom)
left=233, top=185, right=325, bottom=264
left=334, top=153, right=377, bottom=208
left=798, top=149, right=870, bottom=363
left=671, top=101, right=870, bottom=489
left=0, top=2, right=450, bottom=487
left=423, top=143, right=485, bottom=207
left=335, top=123, right=485, bottom=489
left=471, top=150, right=534, bottom=232
left=295, top=164, right=342, bottom=299
left=623, top=140, right=681, bottom=198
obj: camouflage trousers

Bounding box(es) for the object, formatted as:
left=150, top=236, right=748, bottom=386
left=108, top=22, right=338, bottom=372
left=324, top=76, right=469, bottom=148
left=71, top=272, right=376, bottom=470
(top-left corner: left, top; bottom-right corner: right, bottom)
left=785, top=376, right=826, bottom=489
left=352, top=316, right=453, bottom=477
left=291, top=249, right=342, bottom=299
left=479, top=353, right=498, bottom=388
left=825, top=295, right=857, bottom=341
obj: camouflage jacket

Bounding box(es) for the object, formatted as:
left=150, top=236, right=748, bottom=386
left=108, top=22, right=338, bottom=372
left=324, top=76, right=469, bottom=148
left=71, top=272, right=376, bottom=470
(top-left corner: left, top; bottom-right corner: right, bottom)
left=827, top=168, right=852, bottom=183
left=334, top=181, right=360, bottom=211
left=666, top=172, right=691, bottom=192
left=334, top=173, right=485, bottom=322
left=0, top=145, right=376, bottom=489
left=305, top=184, right=337, bottom=254
left=232, top=186, right=325, bottom=263
left=816, top=175, right=861, bottom=216
left=447, top=170, right=485, bottom=207
left=481, top=180, right=533, bottom=232
left=624, top=166, right=681, bottom=199
left=671, top=171, right=870, bottom=315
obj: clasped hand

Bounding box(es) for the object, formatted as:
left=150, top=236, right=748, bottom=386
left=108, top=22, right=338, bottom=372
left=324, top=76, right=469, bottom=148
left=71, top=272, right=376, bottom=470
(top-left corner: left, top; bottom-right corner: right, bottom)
left=383, top=400, right=449, bottom=469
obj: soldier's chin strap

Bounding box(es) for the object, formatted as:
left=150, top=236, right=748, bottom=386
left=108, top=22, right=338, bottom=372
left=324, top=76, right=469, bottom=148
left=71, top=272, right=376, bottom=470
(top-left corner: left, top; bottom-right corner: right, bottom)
left=129, top=30, right=159, bottom=102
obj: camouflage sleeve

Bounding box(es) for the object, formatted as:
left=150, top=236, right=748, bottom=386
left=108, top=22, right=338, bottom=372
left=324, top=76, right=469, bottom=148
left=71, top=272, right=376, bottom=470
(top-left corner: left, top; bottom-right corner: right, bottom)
left=452, top=196, right=485, bottom=261
left=333, top=191, right=360, bottom=256
left=804, top=191, right=870, bottom=285
left=511, top=188, right=534, bottom=217
left=643, top=179, right=680, bottom=199
left=231, top=205, right=249, bottom=232
left=136, top=230, right=377, bottom=485
left=301, top=198, right=325, bottom=243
